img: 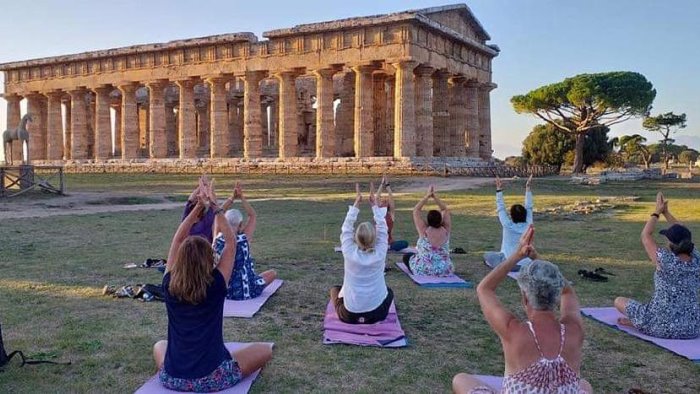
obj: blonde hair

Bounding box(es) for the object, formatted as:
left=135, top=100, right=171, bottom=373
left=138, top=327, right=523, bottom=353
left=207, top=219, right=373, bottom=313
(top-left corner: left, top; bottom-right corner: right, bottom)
left=355, top=222, right=376, bottom=252
left=168, top=236, right=215, bottom=305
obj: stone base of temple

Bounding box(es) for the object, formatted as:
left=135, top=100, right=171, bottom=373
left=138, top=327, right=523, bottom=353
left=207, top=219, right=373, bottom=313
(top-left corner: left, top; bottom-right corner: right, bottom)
left=33, top=157, right=509, bottom=176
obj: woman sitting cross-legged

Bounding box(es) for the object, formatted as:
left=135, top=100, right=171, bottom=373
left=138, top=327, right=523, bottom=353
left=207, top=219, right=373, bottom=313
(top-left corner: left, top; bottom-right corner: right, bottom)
left=153, top=185, right=272, bottom=392
left=213, top=182, right=277, bottom=301
left=330, top=183, right=393, bottom=324
left=404, top=185, right=454, bottom=276
left=453, top=227, right=592, bottom=394
left=614, top=192, right=700, bottom=339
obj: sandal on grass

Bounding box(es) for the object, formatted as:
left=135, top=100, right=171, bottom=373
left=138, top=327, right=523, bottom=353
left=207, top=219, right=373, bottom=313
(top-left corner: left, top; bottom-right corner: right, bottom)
left=577, top=270, right=608, bottom=282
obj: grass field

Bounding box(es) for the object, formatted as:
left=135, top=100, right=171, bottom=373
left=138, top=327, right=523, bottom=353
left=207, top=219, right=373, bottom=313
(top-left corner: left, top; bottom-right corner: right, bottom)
left=1, top=174, right=699, bottom=393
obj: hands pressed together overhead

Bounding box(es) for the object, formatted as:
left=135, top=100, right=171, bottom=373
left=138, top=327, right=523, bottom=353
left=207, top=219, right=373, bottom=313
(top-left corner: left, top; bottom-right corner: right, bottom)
left=655, top=192, right=668, bottom=215
left=516, top=225, right=538, bottom=260
left=353, top=182, right=377, bottom=208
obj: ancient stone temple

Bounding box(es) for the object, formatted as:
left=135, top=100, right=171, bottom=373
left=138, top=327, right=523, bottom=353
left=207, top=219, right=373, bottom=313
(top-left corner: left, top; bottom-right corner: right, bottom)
left=0, top=4, right=498, bottom=173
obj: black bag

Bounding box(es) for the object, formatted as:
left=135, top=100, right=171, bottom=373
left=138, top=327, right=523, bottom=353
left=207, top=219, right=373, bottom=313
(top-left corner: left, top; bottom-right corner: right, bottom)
left=0, top=322, right=71, bottom=369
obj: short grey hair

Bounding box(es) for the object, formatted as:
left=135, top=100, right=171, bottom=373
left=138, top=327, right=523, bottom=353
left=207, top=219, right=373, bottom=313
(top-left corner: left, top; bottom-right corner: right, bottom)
left=516, top=259, right=565, bottom=311
left=224, top=209, right=243, bottom=229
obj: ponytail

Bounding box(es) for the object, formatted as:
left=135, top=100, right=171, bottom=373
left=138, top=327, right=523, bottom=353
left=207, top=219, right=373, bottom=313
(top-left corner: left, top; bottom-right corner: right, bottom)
left=670, top=239, right=695, bottom=255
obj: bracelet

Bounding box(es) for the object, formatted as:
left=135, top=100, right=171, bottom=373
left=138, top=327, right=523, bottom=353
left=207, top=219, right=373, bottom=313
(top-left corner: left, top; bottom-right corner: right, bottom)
left=214, top=207, right=225, bottom=216
left=650, top=213, right=660, bottom=218
left=496, top=189, right=502, bottom=193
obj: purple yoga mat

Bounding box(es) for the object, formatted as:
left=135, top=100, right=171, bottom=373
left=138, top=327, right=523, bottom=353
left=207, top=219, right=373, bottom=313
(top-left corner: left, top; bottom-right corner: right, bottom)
left=135, top=342, right=273, bottom=394
left=395, top=262, right=472, bottom=288
left=223, top=280, right=283, bottom=318
left=322, top=300, right=407, bottom=347
left=334, top=246, right=418, bottom=254
left=473, top=375, right=503, bottom=390
left=581, top=307, right=700, bottom=362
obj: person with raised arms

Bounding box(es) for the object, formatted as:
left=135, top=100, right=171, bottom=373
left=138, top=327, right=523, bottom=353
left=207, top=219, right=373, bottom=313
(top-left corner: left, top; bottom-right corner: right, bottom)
left=376, top=175, right=409, bottom=252
left=152, top=181, right=272, bottom=392
left=614, top=192, right=700, bottom=339
left=453, top=227, right=592, bottom=393
left=329, top=182, right=393, bottom=324
left=213, top=181, right=277, bottom=301
left=483, top=175, right=533, bottom=270
left=404, top=185, right=453, bottom=276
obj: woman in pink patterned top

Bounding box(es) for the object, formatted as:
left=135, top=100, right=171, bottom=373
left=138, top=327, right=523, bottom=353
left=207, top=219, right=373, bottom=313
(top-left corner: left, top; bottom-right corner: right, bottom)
left=452, top=227, right=592, bottom=394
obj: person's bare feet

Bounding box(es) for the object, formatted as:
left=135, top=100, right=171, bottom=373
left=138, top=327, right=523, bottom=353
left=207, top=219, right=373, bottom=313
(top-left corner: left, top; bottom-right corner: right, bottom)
left=617, top=317, right=633, bottom=327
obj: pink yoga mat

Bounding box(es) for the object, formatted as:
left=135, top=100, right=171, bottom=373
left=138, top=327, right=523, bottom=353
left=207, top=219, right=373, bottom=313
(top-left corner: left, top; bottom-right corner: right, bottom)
left=223, top=280, right=284, bottom=318
left=581, top=307, right=700, bottom=362
left=334, top=246, right=418, bottom=254
left=395, top=262, right=472, bottom=288
left=323, top=300, right=407, bottom=347
left=473, top=375, right=503, bottom=390
left=135, top=342, right=273, bottom=394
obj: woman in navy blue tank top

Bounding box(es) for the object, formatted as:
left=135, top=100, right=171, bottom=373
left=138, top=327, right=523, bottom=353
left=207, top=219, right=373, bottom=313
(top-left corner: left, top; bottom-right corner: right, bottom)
left=152, top=182, right=273, bottom=392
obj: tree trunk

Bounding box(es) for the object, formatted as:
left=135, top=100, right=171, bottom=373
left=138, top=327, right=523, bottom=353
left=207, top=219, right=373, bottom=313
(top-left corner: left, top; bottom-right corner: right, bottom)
left=573, top=132, right=585, bottom=174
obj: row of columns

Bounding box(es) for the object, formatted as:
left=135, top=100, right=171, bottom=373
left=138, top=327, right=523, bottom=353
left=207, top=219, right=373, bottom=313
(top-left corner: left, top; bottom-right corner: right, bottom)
left=3, top=62, right=494, bottom=163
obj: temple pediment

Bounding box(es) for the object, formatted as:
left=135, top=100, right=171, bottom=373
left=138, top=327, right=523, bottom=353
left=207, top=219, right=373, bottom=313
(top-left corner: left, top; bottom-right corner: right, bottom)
left=417, top=4, right=491, bottom=43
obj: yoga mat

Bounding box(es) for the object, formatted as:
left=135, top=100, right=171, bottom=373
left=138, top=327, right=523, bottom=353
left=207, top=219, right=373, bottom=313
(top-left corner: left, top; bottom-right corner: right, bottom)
left=395, top=262, right=472, bottom=288
left=323, top=300, right=407, bottom=347
left=223, top=280, right=283, bottom=318
left=581, top=307, right=700, bottom=362
left=135, top=342, right=273, bottom=394
left=473, top=375, right=503, bottom=391
left=334, top=246, right=418, bottom=254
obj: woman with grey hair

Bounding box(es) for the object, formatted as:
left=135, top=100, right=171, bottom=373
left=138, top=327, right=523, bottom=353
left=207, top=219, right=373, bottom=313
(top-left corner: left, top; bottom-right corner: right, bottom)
left=614, top=192, right=700, bottom=339
left=213, top=182, right=277, bottom=300
left=453, top=227, right=592, bottom=393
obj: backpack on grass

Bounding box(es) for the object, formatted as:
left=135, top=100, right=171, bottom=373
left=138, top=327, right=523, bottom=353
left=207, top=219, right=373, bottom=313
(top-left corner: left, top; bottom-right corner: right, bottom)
left=0, top=322, right=71, bottom=369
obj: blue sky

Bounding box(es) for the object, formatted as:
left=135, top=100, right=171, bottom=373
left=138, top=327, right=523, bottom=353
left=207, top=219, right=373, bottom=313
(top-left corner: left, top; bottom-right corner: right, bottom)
left=1, top=0, right=698, bottom=159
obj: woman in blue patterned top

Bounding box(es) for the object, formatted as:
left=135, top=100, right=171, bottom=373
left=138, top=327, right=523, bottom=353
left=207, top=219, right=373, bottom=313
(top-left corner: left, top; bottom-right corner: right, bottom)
left=213, top=182, right=277, bottom=300
left=153, top=181, right=272, bottom=392
left=614, top=192, right=700, bottom=339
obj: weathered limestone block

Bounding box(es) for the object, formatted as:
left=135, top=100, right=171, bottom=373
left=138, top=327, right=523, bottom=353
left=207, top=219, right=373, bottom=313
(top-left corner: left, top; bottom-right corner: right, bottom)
left=176, top=79, right=197, bottom=159
left=448, top=76, right=467, bottom=157
left=26, top=93, right=47, bottom=161
left=414, top=65, right=434, bottom=158
left=243, top=71, right=266, bottom=159
left=312, top=68, right=337, bottom=158
left=465, top=80, right=480, bottom=157
left=68, top=88, right=89, bottom=160
left=118, top=83, right=140, bottom=160
left=146, top=81, right=168, bottom=158
left=352, top=65, right=377, bottom=158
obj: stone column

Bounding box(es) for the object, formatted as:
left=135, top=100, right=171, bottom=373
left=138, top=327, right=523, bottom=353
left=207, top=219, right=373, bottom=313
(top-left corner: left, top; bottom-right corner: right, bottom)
left=228, top=99, right=242, bottom=153
left=26, top=93, right=47, bottom=161
left=479, top=83, right=496, bottom=160
left=165, top=104, right=177, bottom=156
left=414, top=65, right=434, bottom=158
left=269, top=99, right=278, bottom=149
left=5, top=94, right=22, bottom=163
left=465, top=80, right=480, bottom=158
left=372, top=73, right=387, bottom=156
left=312, top=68, right=337, bottom=158
left=175, top=79, right=197, bottom=159
left=275, top=71, right=299, bottom=159
left=196, top=104, right=210, bottom=151
left=385, top=76, right=395, bottom=156
left=146, top=81, right=168, bottom=158
left=242, top=71, right=266, bottom=159
left=207, top=76, right=230, bottom=158
left=112, top=103, right=122, bottom=157
left=93, top=86, right=113, bottom=160
left=68, top=89, right=88, bottom=160
left=448, top=76, right=467, bottom=157
left=336, top=71, right=355, bottom=156
left=352, top=65, right=376, bottom=158
left=118, top=83, right=139, bottom=159
left=45, top=91, right=64, bottom=160
left=392, top=60, right=418, bottom=158
left=63, top=98, right=72, bottom=160
left=432, top=71, right=450, bottom=157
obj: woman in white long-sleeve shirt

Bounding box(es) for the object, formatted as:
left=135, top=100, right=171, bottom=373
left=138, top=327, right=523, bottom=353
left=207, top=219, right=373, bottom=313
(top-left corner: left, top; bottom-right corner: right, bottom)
left=329, top=183, right=393, bottom=324
left=483, top=175, right=534, bottom=270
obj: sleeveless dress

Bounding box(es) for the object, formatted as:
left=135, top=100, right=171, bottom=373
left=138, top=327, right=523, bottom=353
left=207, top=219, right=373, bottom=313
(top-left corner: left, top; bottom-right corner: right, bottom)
left=470, top=322, right=584, bottom=394
left=213, top=232, right=267, bottom=300
left=625, top=248, right=700, bottom=339
left=408, top=233, right=453, bottom=276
